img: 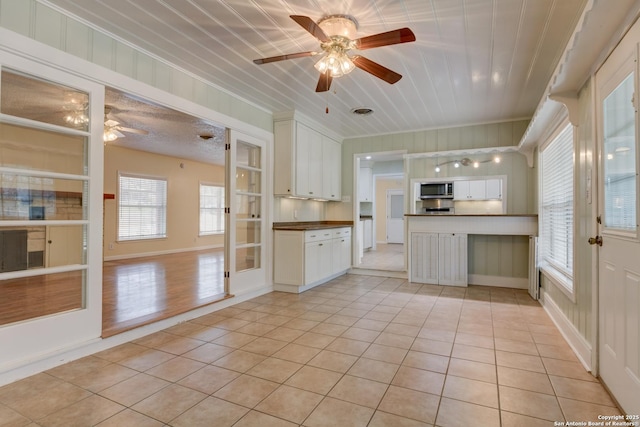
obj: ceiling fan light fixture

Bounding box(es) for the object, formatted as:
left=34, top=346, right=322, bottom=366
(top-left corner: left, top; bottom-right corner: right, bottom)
left=314, top=49, right=354, bottom=77
left=317, top=15, right=358, bottom=39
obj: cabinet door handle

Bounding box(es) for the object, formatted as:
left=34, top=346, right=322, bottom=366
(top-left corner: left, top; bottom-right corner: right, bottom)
left=319, top=243, right=323, bottom=246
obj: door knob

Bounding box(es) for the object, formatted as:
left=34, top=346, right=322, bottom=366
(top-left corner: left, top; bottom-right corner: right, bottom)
left=587, top=235, right=602, bottom=246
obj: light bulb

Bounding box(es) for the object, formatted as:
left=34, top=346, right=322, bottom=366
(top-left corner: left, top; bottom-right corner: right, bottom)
left=103, top=130, right=118, bottom=142
left=473, top=161, right=479, bottom=168
left=435, top=166, right=441, bottom=173
left=454, top=161, right=460, bottom=168
left=494, top=156, right=501, bottom=163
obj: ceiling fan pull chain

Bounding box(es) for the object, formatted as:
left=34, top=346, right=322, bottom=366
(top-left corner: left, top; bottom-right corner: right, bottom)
left=325, top=79, right=329, bottom=114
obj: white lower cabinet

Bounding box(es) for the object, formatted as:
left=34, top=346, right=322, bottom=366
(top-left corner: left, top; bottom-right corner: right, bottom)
left=274, top=227, right=352, bottom=292
left=410, top=232, right=467, bottom=286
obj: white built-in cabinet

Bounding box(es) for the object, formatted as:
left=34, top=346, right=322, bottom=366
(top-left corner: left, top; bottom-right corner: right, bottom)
left=362, top=219, right=373, bottom=249
left=410, top=232, right=467, bottom=286
left=454, top=179, right=502, bottom=200
left=358, top=167, right=373, bottom=201
left=322, top=137, right=342, bottom=200
left=274, top=227, right=352, bottom=292
left=274, top=118, right=342, bottom=201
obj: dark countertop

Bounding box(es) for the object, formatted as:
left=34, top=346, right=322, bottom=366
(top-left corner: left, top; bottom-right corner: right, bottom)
left=273, top=221, right=354, bottom=231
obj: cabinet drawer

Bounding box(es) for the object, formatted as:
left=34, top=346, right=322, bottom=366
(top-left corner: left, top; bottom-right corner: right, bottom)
left=332, top=227, right=352, bottom=238
left=305, top=229, right=333, bottom=242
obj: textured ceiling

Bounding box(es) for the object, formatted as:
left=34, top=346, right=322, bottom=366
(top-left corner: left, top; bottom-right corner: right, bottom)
left=104, top=88, right=226, bottom=165
left=42, top=0, right=589, bottom=141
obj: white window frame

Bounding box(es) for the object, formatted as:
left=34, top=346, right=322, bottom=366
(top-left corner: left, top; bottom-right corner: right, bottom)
left=199, top=182, right=225, bottom=236
left=539, top=119, right=576, bottom=301
left=117, top=172, right=167, bottom=242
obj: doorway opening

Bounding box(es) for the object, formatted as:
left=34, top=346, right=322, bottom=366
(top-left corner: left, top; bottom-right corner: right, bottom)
left=353, top=152, right=407, bottom=276
left=101, top=88, right=229, bottom=336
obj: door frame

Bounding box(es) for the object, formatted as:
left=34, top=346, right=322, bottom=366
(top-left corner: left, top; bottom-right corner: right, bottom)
left=351, top=151, right=407, bottom=269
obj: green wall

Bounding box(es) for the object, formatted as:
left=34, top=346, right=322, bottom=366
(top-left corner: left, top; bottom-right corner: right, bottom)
left=332, top=120, right=534, bottom=282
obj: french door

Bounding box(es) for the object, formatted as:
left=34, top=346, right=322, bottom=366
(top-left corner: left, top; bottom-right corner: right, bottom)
left=0, top=51, right=104, bottom=369
left=595, top=33, right=640, bottom=414
left=226, top=130, right=267, bottom=295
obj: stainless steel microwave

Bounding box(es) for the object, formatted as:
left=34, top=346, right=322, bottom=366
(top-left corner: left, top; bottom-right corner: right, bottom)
left=420, top=182, right=454, bottom=199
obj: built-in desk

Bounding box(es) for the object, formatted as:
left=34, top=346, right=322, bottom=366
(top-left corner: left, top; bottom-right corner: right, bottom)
left=405, top=214, right=538, bottom=288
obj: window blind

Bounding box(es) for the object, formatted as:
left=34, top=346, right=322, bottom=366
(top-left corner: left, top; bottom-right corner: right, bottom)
left=540, top=124, right=574, bottom=285
left=118, top=174, right=167, bottom=241
left=199, top=184, right=225, bottom=235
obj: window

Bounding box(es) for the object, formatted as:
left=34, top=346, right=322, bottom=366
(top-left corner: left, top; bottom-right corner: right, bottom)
left=118, top=174, right=167, bottom=241
left=199, top=183, right=225, bottom=235
left=539, top=122, right=574, bottom=293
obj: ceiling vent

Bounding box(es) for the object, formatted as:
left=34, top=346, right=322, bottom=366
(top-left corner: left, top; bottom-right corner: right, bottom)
left=351, top=107, right=374, bottom=115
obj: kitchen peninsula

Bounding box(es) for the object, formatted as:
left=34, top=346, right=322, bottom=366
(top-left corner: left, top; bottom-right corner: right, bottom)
left=406, top=214, right=537, bottom=288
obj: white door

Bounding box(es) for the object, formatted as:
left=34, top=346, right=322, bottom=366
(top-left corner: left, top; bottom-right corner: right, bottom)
left=595, top=36, right=640, bottom=415
left=387, top=190, right=404, bottom=244
left=227, top=130, right=267, bottom=296
left=0, top=51, right=104, bottom=369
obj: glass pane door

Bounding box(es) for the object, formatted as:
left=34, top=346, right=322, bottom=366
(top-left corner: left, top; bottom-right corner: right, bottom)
left=0, top=50, right=104, bottom=370
left=227, top=131, right=266, bottom=294
left=235, top=140, right=262, bottom=272
left=602, top=72, right=637, bottom=233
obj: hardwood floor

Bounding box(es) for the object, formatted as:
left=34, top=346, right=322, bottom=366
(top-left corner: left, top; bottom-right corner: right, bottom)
left=0, top=248, right=228, bottom=335
left=0, top=271, right=84, bottom=326
left=102, top=248, right=228, bottom=337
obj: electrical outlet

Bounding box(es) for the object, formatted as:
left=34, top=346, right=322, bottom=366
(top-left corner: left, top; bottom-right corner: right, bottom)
left=109, top=243, right=114, bottom=250
left=294, top=209, right=298, bottom=219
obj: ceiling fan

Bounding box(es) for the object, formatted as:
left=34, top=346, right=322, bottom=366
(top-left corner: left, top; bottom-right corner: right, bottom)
left=103, top=106, right=149, bottom=142
left=253, top=15, right=416, bottom=92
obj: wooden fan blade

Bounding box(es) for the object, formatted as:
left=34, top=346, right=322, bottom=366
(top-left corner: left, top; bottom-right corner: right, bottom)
left=290, top=15, right=330, bottom=42
left=111, top=129, right=125, bottom=138
left=315, top=72, right=333, bottom=92
left=355, top=28, right=416, bottom=50
left=253, top=51, right=317, bottom=65
left=117, top=126, right=149, bottom=135
left=352, top=56, right=402, bottom=84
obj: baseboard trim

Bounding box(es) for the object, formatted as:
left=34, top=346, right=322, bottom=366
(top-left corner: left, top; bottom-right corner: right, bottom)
left=349, top=268, right=408, bottom=279
left=104, top=244, right=223, bottom=262
left=273, top=271, right=349, bottom=293
left=468, top=274, right=528, bottom=289
left=540, top=288, right=593, bottom=372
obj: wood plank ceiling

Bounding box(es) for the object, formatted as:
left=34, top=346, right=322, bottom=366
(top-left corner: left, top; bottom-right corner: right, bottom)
left=43, top=0, right=588, bottom=139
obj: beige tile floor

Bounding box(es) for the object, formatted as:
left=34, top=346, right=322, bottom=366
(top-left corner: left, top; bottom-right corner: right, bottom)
left=0, top=274, right=623, bottom=427
left=360, top=243, right=405, bottom=272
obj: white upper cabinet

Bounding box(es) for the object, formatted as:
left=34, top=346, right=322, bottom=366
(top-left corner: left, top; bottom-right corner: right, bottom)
left=454, top=179, right=502, bottom=201
left=295, top=122, right=322, bottom=198
left=359, top=167, right=373, bottom=201
left=322, top=136, right=342, bottom=201
left=274, top=116, right=342, bottom=200
left=485, top=178, right=502, bottom=199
